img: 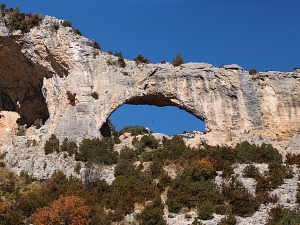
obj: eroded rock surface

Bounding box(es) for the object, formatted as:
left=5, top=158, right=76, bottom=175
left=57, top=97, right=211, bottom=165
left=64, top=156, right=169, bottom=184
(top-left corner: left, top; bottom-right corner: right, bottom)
left=0, top=15, right=299, bottom=153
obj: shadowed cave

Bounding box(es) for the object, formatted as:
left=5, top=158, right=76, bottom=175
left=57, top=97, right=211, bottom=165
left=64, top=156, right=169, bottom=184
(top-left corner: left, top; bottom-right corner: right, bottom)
left=0, top=36, right=67, bottom=125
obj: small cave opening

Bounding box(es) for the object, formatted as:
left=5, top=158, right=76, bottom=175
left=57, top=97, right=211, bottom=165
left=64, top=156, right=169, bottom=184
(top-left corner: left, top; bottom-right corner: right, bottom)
left=107, top=104, right=206, bottom=136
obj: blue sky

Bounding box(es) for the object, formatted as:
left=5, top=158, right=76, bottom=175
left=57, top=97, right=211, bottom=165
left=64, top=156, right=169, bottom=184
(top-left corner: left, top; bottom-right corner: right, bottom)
left=5, top=0, right=300, bottom=134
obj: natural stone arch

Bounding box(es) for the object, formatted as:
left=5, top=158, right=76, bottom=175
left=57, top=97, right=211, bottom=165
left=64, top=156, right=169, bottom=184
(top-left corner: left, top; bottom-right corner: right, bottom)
left=100, top=93, right=208, bottom=137
left=1, top=17, right=298, bottom=150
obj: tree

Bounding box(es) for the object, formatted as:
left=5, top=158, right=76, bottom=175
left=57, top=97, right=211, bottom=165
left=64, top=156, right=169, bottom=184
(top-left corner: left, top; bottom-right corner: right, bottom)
left=0, top=3, right=6, bottom=11
left=30, top=195, right=91, bottom=225
left=249, top=69, right=257, bottom=75
left=172, top=53, right=184, bottom=66
left=134, top=54, right=150, bottom=64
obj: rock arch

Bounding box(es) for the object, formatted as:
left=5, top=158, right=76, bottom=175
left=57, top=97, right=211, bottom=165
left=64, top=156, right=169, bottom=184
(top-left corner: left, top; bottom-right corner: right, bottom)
left=0, top=16, right=299, bottom=149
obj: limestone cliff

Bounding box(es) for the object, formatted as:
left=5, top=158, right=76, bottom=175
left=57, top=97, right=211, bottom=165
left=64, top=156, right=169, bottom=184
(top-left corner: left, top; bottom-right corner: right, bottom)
left=0, top=15, right=300, bottom=153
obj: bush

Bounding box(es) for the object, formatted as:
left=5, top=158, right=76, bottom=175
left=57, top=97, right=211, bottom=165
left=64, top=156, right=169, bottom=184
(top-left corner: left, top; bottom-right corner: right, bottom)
left=67, top=91, right=76, bottom=106
left=118, top=57, right=126, bottom=68
left=75, top=162, right=81, bottom=175
left=249, top=69, right=257, bottom=75
left=149, top=159, right=164, bottom=179
left=30, top=195, right=91, bottom=225
left=119, top=146, right=137, bottom=162
left=134, top=54, right=150, bottom=64
left=73, top=28, right=82, bottom=36
left=34, top=118, right=43, bottom=129
left=161, top=60, right=166, bottom=64
left=60, top=138, right=78, bottom=157
left=3, top=6, right=43, bottom=32
left=286, top=152, right=300, bottom=167
left=90, top=91, right=99, bottom=100
left=219, top=212, right=237, bottom=225
left=221, top=178, right=259, bottom=217
left=197, top=201, right=214, bottom=220
left=243, top=164, right=259, bottom=179
left=234, top=142, right=282, bottom=164
left=61, top=20, right=72, bottom=27
left=114, top=51, right=126, bottom=68
left=172, top=53, right=184, bottom=67
left=122, top=125, right=147, bottom=136
left=76, top=138, right=118, bottom=165
left=44, top=134, right=60, bottom=155
left=137, top=197, right=166, bottom=225
left=92, top=40, right=101, bottom=50
left=17, top=125, right=26, bottom=136
left=267, top=206, right=300, bottom=225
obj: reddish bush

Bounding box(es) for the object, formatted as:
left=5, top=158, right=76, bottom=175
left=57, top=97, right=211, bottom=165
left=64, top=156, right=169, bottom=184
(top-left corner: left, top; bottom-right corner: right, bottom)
left=30, top=195, right=91, bottom=225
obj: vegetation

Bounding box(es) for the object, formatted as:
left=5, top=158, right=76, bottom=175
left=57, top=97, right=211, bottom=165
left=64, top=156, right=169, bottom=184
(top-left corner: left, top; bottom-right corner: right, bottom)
left=5, top=118, right=300, bottom=223
left=44, top=134, right=60, bottom=155
left=61, top=20, right=72, bottom=27
left=266, top=205, right=300, bottom=225
left=122, top=125, right=148, bottom=136
left=134, top=54, right=150, bottom=64
left=1, top=5, right=43, bottom=33
left=114, top=51, right=126, bottom=68
left=249, top=68, right=257, bottom=75
left=67, top=91, right=76, bottom=106
left=75, top=138, right=119, bottom=165
left=17, top=124, right=26, bottom=136
left=137, top=197, right=166, bottom=225
left=34, top=118, right=43, bottom=129
left=92, top=40, right=101, bottom=50
left=172, top=53, right=184, bottom=67
left=90, top=91, right=99, bottom=100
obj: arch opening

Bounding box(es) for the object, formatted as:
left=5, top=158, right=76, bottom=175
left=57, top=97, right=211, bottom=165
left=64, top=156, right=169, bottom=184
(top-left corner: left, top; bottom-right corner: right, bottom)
left=107, top=104, right=206, bottom=136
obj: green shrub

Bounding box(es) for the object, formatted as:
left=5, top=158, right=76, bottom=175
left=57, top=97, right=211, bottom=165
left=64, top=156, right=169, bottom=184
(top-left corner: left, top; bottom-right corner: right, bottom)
left=141, top=148, right=168, bottom=162
left=119, top=146, right=137, bottom=162
left=286, top=152, right=300, bottom=167
left=34, top=118, right=43, bottom=129
left=219, top=212, right=237, bottom=225
left=267, top=206, right=300, bottom=225
left=172, top=53, right=184, bottom=67
left=234, top=142, right=282, bottom=164
left=149, top=159, right=164, bottom=179
left=0, top=3, right=6, bottom=11
left=17, top=125, right=26, bottom=136
left=62, top=20, right=72, bottom=27
left=197, top=201, right=214, bottom=220
left=44, top=134, right=60, bottom=155
left=157, top=173, right=172, bottom=191
left=73, top=28, right=82, bottom=36
left=122, top=125, right=147, bottom=136
left=75, top=162, right=81, bottom=175
left=60, top=138, right=78, bottom=157
left=92, top=41, right=101, bottom=50
left=137, top=197, right=166, bottom=225
left=221, top=178, right=259, bottom=217
left=249, top=69, right=257, bottom=75
left=76, top=138, right=118, bottom=165
left=243, top=165, right=259, bottom=179
left=163, top=135, right=189, bottom=160
left=106, top=50, right=113, bottom=55
left=90, top=91, right=99, bottom=99
left=134, top=54, right=150, bottom=64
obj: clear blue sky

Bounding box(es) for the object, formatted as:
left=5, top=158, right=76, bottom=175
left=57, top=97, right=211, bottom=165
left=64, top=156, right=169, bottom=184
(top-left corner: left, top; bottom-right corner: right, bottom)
left=6, top=0, right=300, bottom=134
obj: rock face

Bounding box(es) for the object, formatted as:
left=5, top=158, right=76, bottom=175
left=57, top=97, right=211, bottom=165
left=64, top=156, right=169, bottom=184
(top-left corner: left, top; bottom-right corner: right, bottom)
left=0, top=15, right=300, bottom=152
